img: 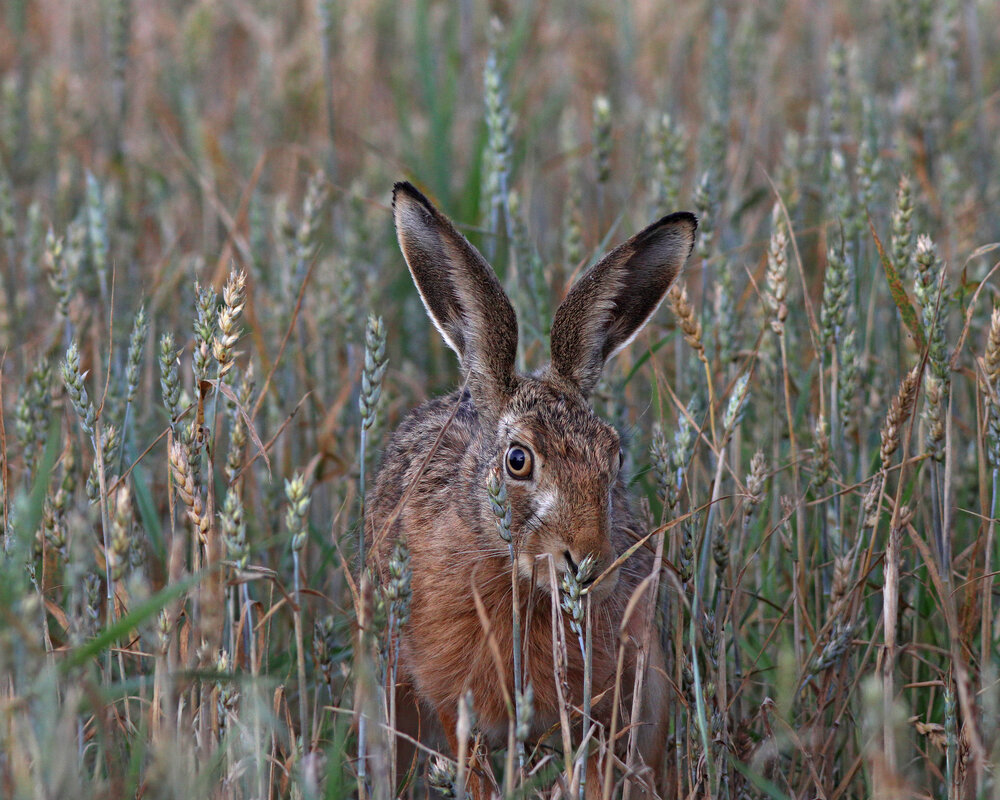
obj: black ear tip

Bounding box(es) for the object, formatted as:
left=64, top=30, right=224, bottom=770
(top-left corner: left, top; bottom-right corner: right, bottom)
left=657, top=211, right=698, bottom=256
left=392, top=181, right=435, bottom=214
left=634, top=210, right=698, bottom=254
left=660, top=210, right=698, bottom=232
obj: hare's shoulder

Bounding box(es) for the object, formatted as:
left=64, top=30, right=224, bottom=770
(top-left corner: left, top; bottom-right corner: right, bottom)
left=387, top=388, right=478, bottom=465
left=368, top=389, right=478, bottom=530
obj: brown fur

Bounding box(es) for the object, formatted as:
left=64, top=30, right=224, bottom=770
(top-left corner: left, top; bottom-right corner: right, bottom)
left=367, top=182, right=696, bottom=797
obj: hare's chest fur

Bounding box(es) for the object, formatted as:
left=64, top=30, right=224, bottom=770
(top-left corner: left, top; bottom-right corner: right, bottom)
left=398, top=521, right=627, bottom=742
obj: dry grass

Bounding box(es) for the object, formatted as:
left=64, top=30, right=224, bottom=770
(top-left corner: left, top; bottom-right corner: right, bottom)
left=1, top=0, right=999, bottom=798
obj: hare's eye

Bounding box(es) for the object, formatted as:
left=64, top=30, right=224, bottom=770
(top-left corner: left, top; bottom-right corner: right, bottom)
left=618, top=448, right=625, bottom=471
left=506, top=445, right=534, bottom=479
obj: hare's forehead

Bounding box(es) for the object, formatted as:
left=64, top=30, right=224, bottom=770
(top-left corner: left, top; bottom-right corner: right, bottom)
left=496, top=404, right=620, bottom=460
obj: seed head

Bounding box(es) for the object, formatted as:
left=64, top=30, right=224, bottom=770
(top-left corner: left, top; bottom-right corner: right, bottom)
left=712, top=523, right=728, bottom=574
left=863, top=473, right=884, bottom=528
left=924, top=374, right=946, bottom=462
left=914, top=234, right=949, bottom=380
left=359, top=314, right=388, bottom=430
left=487, top=466, right=513, bottom=544
left=213, top=269, right=246, bottom=377
left=296, top=171, right=328, bottom=271
left=810, top=621, right=857, bottom=673
left=46, top=229, right=75, bottom=321
left=765, top=207, right=789, bottom=334
left=516, top=682, right=534, bottom=743
left=813, top=416, right=832, bottom=487
left=678, top=517, right=695, bottom=584
left=986, top=308, right=1000, bottom=386
left=830, top=553, right=852, bottom=615
left=722, top=372, right=750, bottom=433
left=313, top=615, right=337, bottom=687
left=159, top=332, right=182, bottom=426
left=385, top=538, right=412, bottom=627
left=85, top=172, right=109, bottom=296
left=169, top=439, right=209, bottom=543
left=483, top=44, right=513, bottom=221
left=62, top=343, right=96, bottom=436
left=560, top=553, right=596, bottom=642
left=890, top=175, right=914, bottom=280
left=821, top=232, right=850, bottom=347
left=108, top=485, right=132, bottom=581
left=220, top=488, right=248, bottom=569
left=126, top=305, right=148, bottom=405
left=562, top=173, right=584, bottom=269
left=225, top=365, right=255, bottom=483
left=746, top=451, right=767, bottom=508
left=668, top=283, right=706, bottom=363
left=693, top=171, right=714, bottom=261
left=16, top=361, right=51, bottom=478
left=85, top=424, right=119, bottom=505
left=592, top=95, right=613, bottom=185
left=879, top=366, right=920, bottom=470
left=193, top=282, right=217, bottom=385
left=647, top=112, right=685, bottom=213
left=285, top=472, right=311, bottom=553
left=427, top=756, right=457, bottom=798
left=839, top=329, right=861, bottom=436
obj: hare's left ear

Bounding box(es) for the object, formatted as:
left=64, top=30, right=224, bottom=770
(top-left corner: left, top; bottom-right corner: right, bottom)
left=393, top=182, right=519, bottom=410
left=550, top=212, right=696, bottom=396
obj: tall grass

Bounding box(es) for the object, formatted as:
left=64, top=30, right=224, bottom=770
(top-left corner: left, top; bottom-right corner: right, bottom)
left=1, top=1, right=999, bottom=798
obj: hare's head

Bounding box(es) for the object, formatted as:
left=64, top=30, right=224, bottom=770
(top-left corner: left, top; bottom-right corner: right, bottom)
left=393, top=182, right=695, bottom=597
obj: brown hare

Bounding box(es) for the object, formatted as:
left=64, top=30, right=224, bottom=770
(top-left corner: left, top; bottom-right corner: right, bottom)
left=367, top=182, right=696, bottom=798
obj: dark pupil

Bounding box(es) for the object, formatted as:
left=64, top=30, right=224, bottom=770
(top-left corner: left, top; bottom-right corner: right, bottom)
left=509, top=448, right=526, bottom=472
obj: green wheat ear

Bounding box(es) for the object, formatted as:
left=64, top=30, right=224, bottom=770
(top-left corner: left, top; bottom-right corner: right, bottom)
left=62, top=342, right=95, bottom=436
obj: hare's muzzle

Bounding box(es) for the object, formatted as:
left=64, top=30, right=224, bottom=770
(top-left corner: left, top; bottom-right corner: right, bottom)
left=563, top=543, right=619, bottom=598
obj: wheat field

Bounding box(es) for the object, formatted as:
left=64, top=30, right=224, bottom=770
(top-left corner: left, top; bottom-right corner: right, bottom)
left=1, top=1, right=999, bottom=798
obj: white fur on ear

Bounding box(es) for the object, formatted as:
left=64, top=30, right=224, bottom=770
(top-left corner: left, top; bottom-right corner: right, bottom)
left=603, top=227, right=694, bottom=360
left=549, top=211, right=696, bottom=396
left=394, top=198, right=464, bottom=355
left=392, top=181, right=519, bottom=410
left=394, top=198, right=438, bottom=251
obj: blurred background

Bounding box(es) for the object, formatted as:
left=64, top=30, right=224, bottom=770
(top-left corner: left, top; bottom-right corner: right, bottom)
left=1, top=0, right=1000, bottom=798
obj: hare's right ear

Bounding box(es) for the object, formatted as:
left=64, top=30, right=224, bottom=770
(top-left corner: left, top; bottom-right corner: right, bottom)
left=550, top=211, right=696, bottom=396
left=393, top=182, right=519, bottom=409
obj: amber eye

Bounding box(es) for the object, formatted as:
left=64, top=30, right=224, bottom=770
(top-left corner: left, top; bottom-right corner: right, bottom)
left=506, top=445, right=534, bottom=479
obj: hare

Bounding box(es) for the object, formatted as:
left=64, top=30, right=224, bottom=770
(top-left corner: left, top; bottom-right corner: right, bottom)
left=367, top=181, right=696, bottom=798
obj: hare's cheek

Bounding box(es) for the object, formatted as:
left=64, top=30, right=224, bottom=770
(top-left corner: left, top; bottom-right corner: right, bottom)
left=533, top=489, right=559, bottom=522
left=514, top=488, right=559, bottom=536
